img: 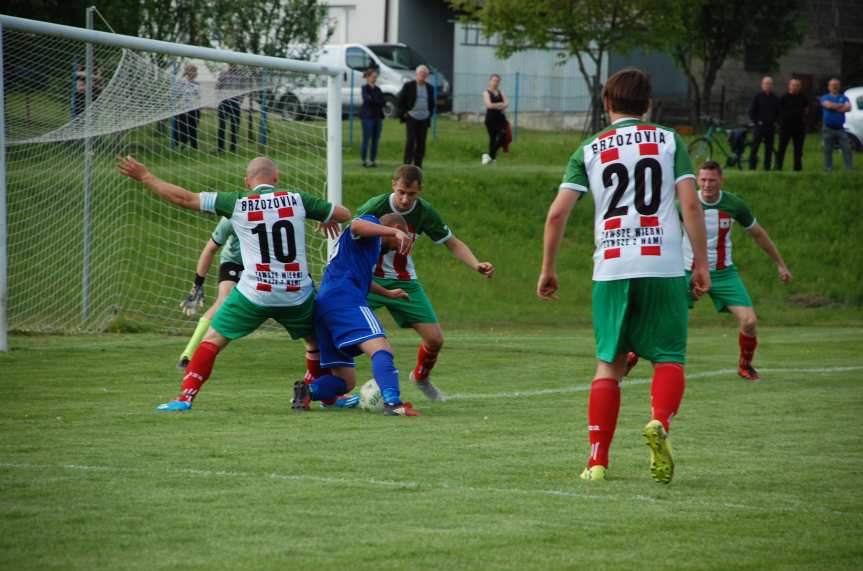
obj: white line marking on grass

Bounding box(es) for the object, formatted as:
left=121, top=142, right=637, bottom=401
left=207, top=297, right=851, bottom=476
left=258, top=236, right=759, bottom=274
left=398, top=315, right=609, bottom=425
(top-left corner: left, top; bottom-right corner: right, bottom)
left=0, top=461, right=854, bottom=517
left=446, top=366, right=863, bottom=401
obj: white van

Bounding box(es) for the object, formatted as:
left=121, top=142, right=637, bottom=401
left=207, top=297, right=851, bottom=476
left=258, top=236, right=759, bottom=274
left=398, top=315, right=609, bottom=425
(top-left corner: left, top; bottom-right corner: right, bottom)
left=274, top=43, right=451, bottom=119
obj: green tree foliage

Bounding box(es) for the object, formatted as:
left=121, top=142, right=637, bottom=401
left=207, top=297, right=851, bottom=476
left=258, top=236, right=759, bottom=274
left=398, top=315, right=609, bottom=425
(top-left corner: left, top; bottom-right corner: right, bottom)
left=449, top=0, right=680, bottom=131
left=668, top=0, right=805, bottom=124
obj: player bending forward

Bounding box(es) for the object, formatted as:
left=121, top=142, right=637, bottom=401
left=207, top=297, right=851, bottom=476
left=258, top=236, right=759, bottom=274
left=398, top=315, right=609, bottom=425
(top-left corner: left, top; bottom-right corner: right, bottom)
left=537, top=68, right=710, bottom=483
left=357, top=165, right=494, bottom=401
left=293, top=213, right=420, bottom=416
left=176, top=219, right=332, bottom=395
left=684, top=160, right=791, bottom=381
left=117, top=155, right=350, bottom=411
left=176, top=217, right=243, bottom=369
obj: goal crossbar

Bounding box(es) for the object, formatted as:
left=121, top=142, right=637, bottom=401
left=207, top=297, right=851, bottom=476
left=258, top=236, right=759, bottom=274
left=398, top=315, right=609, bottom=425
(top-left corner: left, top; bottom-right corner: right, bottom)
left=0, top=15, right=345, bottom=77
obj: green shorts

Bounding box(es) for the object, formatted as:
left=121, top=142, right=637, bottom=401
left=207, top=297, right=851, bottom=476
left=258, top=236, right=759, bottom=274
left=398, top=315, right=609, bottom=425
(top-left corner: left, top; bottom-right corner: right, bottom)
left=686, top=266, right=753, bottom=313
left=592, top=276, right=688, bottom=364
left=366, top=278, right=438, bottom=328
left=211, top=288, right=315, bottom=341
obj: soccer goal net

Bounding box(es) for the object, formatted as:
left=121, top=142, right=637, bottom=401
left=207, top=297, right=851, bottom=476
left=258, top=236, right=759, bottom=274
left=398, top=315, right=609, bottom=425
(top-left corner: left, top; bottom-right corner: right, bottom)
left=1, top=15, right=342, bottom=338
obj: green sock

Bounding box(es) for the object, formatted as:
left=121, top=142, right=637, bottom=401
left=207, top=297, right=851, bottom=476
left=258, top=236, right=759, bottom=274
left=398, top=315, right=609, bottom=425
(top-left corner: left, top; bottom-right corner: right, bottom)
left=181, top=317, right=211, bottom=359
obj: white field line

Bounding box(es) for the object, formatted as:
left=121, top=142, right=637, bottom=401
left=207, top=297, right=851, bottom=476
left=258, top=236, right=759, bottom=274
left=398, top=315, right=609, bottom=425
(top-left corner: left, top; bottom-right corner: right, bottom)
left=445, top=366, right=863, bottom=401
left=0, top=461, right=853, bottom=517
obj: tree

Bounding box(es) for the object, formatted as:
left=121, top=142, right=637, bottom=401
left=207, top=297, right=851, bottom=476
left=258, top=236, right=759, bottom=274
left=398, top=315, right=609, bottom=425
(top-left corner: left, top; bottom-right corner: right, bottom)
left=668, top=0, right=805, bottom=125
left=449, top=0, right=681, bottom=132
left=211, top=0, right=333, bottom=60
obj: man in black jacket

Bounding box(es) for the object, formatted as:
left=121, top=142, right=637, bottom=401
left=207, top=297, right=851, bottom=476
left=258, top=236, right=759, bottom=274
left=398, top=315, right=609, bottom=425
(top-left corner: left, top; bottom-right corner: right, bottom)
left=397, top=65, right=435, bottom=168
left=748, top=76, right=780, bottom=171
left=776, top=78, right=809, bottom=171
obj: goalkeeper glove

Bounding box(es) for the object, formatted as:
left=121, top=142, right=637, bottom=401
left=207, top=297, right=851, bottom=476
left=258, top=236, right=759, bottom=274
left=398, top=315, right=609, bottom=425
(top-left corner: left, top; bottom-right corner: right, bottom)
left=180, top=275, right=206, bottom=317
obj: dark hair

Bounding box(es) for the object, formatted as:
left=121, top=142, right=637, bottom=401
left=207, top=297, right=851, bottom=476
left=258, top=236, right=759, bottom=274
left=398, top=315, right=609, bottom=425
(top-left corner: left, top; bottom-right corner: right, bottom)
left=392, top=164, right=423, bottom=188
left=602, top=68, right=651, bottom=116
left=699, top=160, right=723, bottom=175
left=362, top=67, right=378, bottom=79
left=490, top=73, right=501, bottom=80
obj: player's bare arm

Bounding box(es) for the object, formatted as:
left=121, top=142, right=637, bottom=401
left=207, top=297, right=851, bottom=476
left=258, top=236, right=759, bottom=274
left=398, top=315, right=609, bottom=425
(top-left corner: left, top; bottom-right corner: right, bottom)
left=538, top=190, right=581, bottom=300
left=444, top=237, right=494, bottom=278
left=746, top=224, right=792, bottom=282
left=116, top=155, right=201, bottom=211
left=315, top=205, right=352, bottom=239
left=369, top=281, right=411, bottom=301
left=677, top=178, right=711, bottom=298
left=350, top=218, right=412, bottom=255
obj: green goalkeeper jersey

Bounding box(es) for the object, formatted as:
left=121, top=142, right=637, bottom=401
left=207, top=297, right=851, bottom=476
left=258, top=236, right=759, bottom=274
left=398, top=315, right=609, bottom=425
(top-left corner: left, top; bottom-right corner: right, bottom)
left=356, top=193, right=452, bottom=281
left=211, top=217, right=242, bottom=265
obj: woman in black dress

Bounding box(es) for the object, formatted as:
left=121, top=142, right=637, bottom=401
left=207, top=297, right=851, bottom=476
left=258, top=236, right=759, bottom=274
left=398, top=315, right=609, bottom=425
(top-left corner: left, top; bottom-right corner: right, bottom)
left=482, top=74, right=509, bottom=165
left=360, top=68, right=386, bottom=167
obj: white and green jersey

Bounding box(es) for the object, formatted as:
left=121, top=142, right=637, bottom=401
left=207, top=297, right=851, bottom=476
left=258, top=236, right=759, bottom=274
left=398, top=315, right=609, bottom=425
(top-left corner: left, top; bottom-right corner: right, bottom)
left=210, top=217, right=242, bottom=265
left=356, top=193, right=453, bottom=281
left=561, top=117, right=695, bottom=281
left=199, top=184, right=334, bottom=306
left=682, top=190, right=756, bottom=271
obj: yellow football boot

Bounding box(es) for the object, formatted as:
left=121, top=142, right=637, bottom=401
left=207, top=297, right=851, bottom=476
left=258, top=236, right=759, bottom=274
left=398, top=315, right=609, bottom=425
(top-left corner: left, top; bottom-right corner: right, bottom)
left=579, top=465, right=607, bottom=481
left=643, top=420, right=674, bottom=484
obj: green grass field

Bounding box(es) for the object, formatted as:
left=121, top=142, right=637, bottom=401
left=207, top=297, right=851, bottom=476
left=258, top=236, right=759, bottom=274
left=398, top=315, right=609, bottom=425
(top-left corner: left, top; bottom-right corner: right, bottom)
left=1, top=326, right=862, bottom=570
left=3, top=116, right=863, bottom=569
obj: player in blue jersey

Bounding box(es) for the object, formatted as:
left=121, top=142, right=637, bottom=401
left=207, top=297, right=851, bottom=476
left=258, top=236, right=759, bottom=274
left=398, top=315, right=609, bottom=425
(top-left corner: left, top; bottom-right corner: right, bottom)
left=293, top=213, right=420, bottom=416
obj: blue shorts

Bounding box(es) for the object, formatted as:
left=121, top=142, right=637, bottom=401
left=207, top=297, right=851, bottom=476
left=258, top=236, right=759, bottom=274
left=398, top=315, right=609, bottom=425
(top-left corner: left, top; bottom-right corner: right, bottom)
left=315, top=304, right=386, bottom=368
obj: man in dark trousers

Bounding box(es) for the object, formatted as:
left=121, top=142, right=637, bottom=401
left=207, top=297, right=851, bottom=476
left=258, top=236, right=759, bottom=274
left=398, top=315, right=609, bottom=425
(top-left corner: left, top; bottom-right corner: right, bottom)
left=748, top=76, right=780, bottom=171
left=397, top=65, right=435, bottom=168
left=776, top=78, right=809, bottom=171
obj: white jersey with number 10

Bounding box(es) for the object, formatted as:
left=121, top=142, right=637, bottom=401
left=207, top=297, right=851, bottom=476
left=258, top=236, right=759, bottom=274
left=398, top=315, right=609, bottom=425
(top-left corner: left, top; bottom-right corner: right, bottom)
left=560, top=118, right=695, bottom=281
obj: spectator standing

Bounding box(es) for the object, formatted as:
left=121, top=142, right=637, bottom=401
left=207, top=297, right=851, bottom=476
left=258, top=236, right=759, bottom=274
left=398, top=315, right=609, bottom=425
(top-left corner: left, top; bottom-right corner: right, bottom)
left=360, top=68, right=386, bottom=167
left=820, top=78, right=853, bottom=171
left=776, top=78, right=808, bottom=171
left=748, top=76, right=780, bottom=171
left=175, top=64, right=201, bottom=149
left=397, top=65, right=435, bottom=168
left=482, top=74, right=509, bottom=165
left=216, top=64, right=244, bottom=154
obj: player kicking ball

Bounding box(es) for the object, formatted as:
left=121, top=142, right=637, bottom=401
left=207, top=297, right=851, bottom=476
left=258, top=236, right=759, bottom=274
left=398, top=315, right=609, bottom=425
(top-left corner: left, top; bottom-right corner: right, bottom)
left=117, top=155, right=351, bottom=412
left=356, top=165, right=494, bottom=401
left=537, top=68, right=710, bottom=483
left=293, top=213, right=420, bottom=416
left=684, top=160, right=792, bottom=381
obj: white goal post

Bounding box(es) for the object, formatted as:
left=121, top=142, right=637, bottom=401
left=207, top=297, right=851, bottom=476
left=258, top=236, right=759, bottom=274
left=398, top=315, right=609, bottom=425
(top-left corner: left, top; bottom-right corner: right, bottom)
left=0, top=15, right=345, bottom=346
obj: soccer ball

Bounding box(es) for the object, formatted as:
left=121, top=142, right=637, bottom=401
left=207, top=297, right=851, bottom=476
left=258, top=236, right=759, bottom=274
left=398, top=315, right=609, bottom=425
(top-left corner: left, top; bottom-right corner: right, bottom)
left=359, top=379, right=383, bottom=413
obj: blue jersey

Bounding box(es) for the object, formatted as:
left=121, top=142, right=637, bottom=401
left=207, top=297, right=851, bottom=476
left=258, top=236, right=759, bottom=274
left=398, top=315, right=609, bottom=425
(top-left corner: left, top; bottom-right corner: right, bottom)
left=316, top=214, right=382, bottom=313
left=821, top=94, right=849, bottom=129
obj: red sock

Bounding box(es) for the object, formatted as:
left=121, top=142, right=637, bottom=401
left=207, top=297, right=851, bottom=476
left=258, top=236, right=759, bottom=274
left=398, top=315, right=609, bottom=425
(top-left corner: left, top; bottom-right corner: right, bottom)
left=739, top=332, right=758, bottom=368
left=412, top=344, right=439, bottom=381
left=179, top=341, right=220, bottom=402
left=304, top=351, right=330, bottom=384
left=651, top=363, right=685, bottom=432
left=587, top=378, right=621, bottom=468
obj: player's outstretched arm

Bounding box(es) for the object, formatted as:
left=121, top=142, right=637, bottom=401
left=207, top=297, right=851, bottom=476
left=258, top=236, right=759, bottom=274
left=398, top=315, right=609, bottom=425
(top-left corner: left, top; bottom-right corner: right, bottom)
left=677, top=178, right=711, bottom=298
left=350, top=219, right=411, bottom=255
left=315, top=205, right=352, bottom=239
left=369, top=281, right=410, bottom=301
left=117, top=155, right=201, bottom=211
left=537, top=190, right=580, bottom=300
left=444, top=237, right=494, bottom=278
left=747, top=224, right=792, bottom=282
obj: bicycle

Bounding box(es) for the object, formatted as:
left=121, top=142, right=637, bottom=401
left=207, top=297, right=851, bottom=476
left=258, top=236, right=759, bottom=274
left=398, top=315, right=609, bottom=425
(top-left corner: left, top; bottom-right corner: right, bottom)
left=687, top=115, right=752, bottom=169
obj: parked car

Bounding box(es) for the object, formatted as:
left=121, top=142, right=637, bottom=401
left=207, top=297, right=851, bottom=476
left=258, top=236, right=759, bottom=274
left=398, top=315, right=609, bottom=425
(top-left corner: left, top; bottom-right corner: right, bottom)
left=844, top=86, right=863, bottom=151
left=274, top=43, right=451, bottom=120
